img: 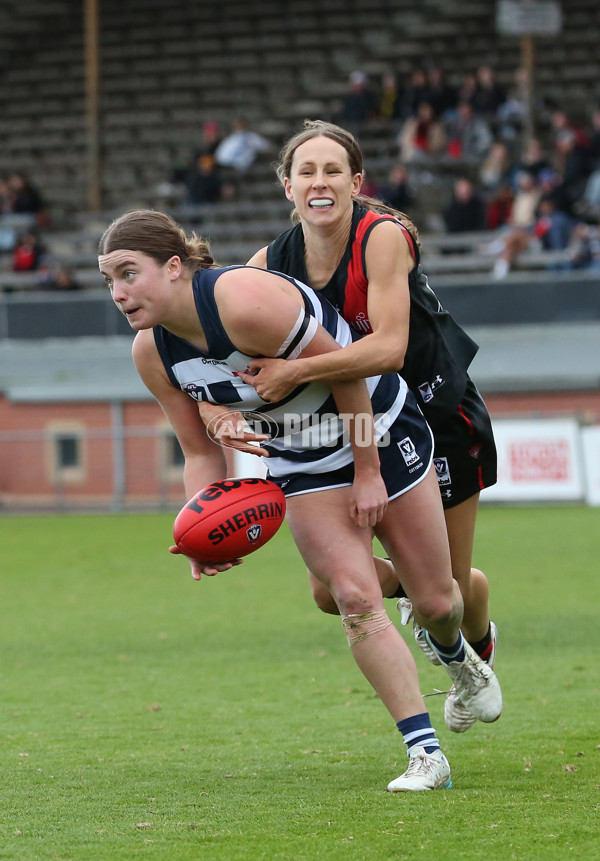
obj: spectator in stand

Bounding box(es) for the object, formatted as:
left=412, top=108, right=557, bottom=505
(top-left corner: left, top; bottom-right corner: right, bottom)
left=442, top=177, right=487, bottom=233
left=398, top=101, right=446, bottom=163
left=376, top=164, right=416, bottom=213
left=493, top=187, right=579, bottom=280
left=397, top=68, right=429, bottom=121
left=587, top=105, right=600, bottom=165
left=176, top=120, right=224, bottom=184
left=0, top=178, right=17, bottom=252
left=11, top=230, right=46, bottom=272
left=470, top=65, right=506, bottom=118
left=532, top=195, right=576, bottom=257
left=214, top=117, right=271, bottom=172
left=7, top=171, right=45, bottom=215
left=424, top=66, right=458, bottom=121
left=480, top=141, right=513, bottom=194
left=338, top=71, right=379, bottom=130
left=567, top=222, right=600, bottom=269
left=551, top=130, right=592, bottom=216
left=480, top=141, right=515, bottom=230
left=456, top=71, right=477, bottom=108
left=0, top=177, right=12, bottom=214
left=37, top=263, right=83, bottom=291
left=496, top=66, right=536, bottom=141
left=185, top=154, right=224, bottom=205
left=445, top=101, right=493, bottom=163
left=550, top=108, right=589, bottom=152
left=159, top=121, right=225, bottom=205
left=580, top=106, right=600, bottom=216
left=508, top=170, right=544, bottom=229
left=490, top=171, right=543, bottom=278
left=485, top=184, right=514, bottom=230
left=194, top=120, right=223, bottom=160
left=378, top=73, right=402, bottom=124
left=513, top=138, right=552, bottom=186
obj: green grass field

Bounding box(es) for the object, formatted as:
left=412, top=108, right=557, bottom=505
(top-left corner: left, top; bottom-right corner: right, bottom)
left=1, top=505, right=599, bottom=860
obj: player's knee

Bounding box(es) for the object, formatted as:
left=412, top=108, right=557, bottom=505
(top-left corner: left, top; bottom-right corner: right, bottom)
left=413, top=592, right=459, bottom=628
left=470, top=566, right=488, bottom=584
left=311, top=579, right=340, bottom=615
left=331, top=578, right=382, bottom=618
left=342, top=608, right=392, bottom=646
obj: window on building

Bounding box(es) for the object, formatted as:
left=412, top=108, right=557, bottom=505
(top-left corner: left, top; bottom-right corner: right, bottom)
left=56, top=434, right=81, bottom=469
left=47, top=423, right=86, bottom=485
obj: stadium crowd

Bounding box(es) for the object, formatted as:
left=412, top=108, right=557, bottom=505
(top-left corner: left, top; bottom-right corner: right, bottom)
left=335, top=62, right=600, bottom=277
left=3, top=62, right=600, bottom=290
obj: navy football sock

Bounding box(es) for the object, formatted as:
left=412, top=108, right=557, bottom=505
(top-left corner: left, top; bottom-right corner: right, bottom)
left=426, top=631, right=466, bottom=665
left=396, top=712, right=440, bottom=754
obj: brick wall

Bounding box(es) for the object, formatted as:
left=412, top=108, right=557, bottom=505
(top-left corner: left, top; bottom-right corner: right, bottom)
left=1, top=387, right=599, bottom=510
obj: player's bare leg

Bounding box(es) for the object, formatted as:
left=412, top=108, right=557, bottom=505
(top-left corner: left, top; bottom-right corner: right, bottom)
left=286, top=487, right=426, bottom=721
left=374, top=468, right=502, bottom=725
left=444, top=494, right=490, bottom=644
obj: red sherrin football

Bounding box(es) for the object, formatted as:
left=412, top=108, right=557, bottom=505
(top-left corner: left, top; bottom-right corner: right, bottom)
left=173, top=478, right=286, bottom=562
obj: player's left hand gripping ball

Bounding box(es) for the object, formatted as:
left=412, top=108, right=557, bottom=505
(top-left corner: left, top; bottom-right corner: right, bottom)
left=173, top=478, right=286, bottom=562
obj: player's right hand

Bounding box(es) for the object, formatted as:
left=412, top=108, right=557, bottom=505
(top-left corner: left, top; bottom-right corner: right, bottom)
left=197, top=402, right=270, bottom=457
left=169, top=544, right=244, bottom=580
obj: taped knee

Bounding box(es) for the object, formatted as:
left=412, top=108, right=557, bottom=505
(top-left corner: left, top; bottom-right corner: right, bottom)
left=342, top=609, right=392, bottom=646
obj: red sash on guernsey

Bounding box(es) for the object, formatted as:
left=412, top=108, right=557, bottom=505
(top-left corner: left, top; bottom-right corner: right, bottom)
left=342, top=211, right=416, bottom=335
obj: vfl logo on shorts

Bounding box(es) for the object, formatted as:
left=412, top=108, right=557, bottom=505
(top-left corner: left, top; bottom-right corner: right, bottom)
left=434, top=456, right=451, bottom=487
left=398, top=437, right=420, bottom=467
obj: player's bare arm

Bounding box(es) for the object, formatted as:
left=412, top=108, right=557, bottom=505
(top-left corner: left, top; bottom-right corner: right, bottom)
left=133, top=330, right=238, bottom=579
left=243, top=221, right=412, bottom=401
left=133, top=330, right=226, bottom=492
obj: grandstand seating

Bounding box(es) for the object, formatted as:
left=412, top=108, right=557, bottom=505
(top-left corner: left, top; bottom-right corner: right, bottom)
left=1, top=0, right=599, bottom=216
left=0, top=0, right=599, bottom=308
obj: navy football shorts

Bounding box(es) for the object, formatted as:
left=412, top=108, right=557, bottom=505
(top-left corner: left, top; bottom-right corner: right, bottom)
left=267, top=389, right=434, bottom=500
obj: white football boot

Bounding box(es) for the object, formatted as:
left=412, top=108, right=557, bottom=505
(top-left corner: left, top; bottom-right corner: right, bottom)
left=444, top=622, right=499, bottom=733
left=387, top=746, right=452, bottom=792
left=423, top=629, right=502, bottom=724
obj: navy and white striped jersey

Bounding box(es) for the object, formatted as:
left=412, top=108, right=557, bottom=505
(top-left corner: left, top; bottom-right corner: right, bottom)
left=153, top=265, right=408, bottom=478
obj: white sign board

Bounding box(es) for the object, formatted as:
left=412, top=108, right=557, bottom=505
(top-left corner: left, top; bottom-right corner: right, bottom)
left=231, top=418, right=599, bottom=505
left=581, top=426, right=600, bottom=507
left=496, top=1, right=563, bottom=36
left=481, top=418, right=584, bottom=502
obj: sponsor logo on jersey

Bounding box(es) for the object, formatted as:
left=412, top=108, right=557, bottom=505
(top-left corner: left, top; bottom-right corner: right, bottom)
left=353, top=312, right=372, bottom=334
left=418, top=374, right=445, bottom=403
left=183, top=381, right=207, bottom=400
left=469, top=444, right=482, bottom=459
left=434, top=456, right=451, bottom=486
